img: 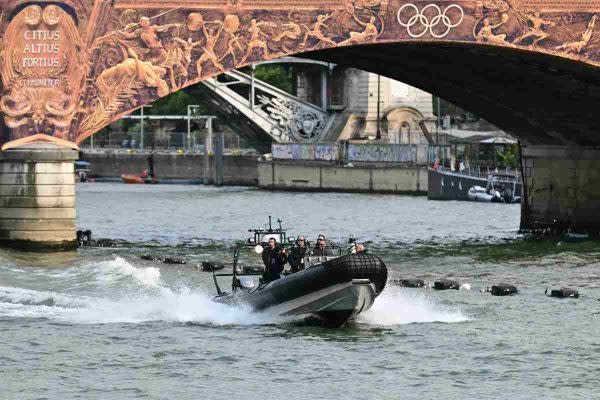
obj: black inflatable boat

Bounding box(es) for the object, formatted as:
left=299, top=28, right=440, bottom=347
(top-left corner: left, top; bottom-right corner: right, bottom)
left=211, top=218, right=387, bottom=327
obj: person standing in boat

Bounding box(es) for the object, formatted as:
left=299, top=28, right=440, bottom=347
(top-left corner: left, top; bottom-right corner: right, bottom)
left=261, top=237, right=288, bottom=283
left=312, top=235, right=336, bottom=257
left=348, top=235, right=367, bottom=254
left=288, top=235, right=308, bottom=273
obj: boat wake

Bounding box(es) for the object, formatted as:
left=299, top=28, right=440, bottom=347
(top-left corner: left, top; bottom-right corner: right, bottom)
left=0, top=257, right=468, bottom=327
left=0, top=257, right=289, bottom=326
left=357, top=285, right=469, bottom=326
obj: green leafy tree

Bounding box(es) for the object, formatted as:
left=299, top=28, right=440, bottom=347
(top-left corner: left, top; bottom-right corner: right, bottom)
left=149, top=89, right=208, bottom=115
left=252, top=65, right=293, bottom=94
left=496, top=144, right=520, bottom=169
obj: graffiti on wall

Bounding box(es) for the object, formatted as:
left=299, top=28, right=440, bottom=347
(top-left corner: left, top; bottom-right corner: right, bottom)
left=347, top=143, right=417, bottom=163
left=272, top=143, right=340, bottom=161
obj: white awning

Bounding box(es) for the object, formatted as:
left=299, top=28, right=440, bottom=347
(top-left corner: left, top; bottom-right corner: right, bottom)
left=480, top=137, right=517, bottom=144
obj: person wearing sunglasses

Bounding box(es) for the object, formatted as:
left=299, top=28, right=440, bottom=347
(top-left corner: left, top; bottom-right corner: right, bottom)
left=289, top=235, right=308, bottom=273
left=312, top=234, right=336, bottom=257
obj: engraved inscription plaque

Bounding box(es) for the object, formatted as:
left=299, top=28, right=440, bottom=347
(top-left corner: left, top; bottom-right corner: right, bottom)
left=0, top=4, right=86, bottom=139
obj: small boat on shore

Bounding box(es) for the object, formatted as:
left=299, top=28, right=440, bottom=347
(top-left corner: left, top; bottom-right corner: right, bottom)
left=121, top=170, right=158, bottom=184
left=467, top=173, right=520, bottom=203
left=211, top=218, right=387, bottom=327
left=429, top=168, right=521, bottom=203
left=75, top=161, right=95, bottom=183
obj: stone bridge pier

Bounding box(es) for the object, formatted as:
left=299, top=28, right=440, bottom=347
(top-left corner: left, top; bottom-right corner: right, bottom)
left=0, top=143, right=78, bottom=250
left=521, top=145, right=600, bottom=234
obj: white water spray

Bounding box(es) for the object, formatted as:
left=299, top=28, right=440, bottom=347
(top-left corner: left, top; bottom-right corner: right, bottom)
left=1, top=257, right=470, bottom=327
left=0, top=257, right=290, bottom=325
left=358, top=285, right=469, bottom=326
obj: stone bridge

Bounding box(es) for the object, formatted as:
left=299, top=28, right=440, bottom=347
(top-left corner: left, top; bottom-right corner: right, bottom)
left=0, top=0, right=599, bottom=247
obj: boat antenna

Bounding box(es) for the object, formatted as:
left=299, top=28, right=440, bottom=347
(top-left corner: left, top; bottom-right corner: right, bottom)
left=231, top=247, right=240, bottom=291
left=212, top=268, right=223, bottom=296
left=268, top=216, right=272, bottom=231
left=277, top=218, right=282, bottom=231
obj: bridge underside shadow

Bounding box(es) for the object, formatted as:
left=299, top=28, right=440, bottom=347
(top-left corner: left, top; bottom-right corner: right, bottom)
left=302, top=42, right=599, bottom=147
left=303, top=42, right=600, bottom=233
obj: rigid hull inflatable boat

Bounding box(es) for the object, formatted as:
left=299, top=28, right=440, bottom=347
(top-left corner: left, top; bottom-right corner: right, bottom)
left=212, top=218, right=387, bottom=327
left=214, top=253, right=387, bottom=327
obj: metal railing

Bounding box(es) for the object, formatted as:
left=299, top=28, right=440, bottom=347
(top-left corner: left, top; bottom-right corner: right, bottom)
left=435, top=164, right=520, bottom=181
left=80, top=131, right=209, bottom=152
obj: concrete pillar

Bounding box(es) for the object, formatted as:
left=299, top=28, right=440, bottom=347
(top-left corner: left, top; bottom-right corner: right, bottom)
left=520, top=145, right=600, bottom=234
left=320, top=67, right=328, bottom=110
left=0, top=143, right=78, bottom=250
left=214, top=131, right=224, bottom=186
left=204, top=118, right=213, bottom=185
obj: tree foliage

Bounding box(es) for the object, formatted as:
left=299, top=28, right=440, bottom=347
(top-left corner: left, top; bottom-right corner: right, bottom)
left=496, top=144, right=520, bottom=169
left=252, top=65, right=293, bottom=94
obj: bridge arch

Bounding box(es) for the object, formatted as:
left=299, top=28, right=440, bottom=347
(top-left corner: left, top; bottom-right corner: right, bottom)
left=0, top=0, right=597, bottom=148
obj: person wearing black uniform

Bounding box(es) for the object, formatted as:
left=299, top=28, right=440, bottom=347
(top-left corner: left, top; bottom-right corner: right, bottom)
left=288, top=235, right=308, bottom=273
left=261, top=238, right=288, bottom=283
left=312, top=234, right=336, bottom=256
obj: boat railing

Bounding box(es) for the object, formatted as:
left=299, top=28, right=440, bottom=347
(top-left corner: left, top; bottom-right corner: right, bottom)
left=435, top=165, right=521, bottom=182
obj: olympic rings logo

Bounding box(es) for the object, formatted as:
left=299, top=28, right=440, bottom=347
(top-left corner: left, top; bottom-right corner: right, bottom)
left=397, top=3, right=464, bottom=39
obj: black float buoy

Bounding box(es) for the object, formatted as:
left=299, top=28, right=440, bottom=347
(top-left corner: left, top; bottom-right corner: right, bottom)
left=201, top=261, right=225, bottom=272
left=546, top=287, right=580, bottom=298
left=434, top=279, right=460, bottom=291
left=242, top=266, right=264, bottom=274
left=393, top=279, right=426, bottom=288
left=490, top=284, right=518, bottom=296
left=163, top=257, right=186, bottom=265
left=76, top=230, right=94, bottom=246
left=141, top=255, right=186, bottom=265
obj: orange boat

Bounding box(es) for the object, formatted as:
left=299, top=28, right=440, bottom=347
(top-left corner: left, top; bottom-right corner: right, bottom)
left=121, top=170, right=158, bottom=184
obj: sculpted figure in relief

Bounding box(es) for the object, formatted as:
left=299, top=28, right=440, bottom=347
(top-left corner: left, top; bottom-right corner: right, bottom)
left=513, top=12, right=555, bottom=46
left=338, top=14, right=379, bottom=46
left=196, top=19, right=227, bottom=77
left=301, top=14, right=337, bottom=48
left=273, top=20, right=302, bottom=43
left=97, top=49, right=170, bottom=98
left=219, top=15, right=244, bottom=67
left=476, top=14, right=510, bottom=45
left=555, top=15, right=597, bottom=54
left=240, top=19, right=278, bottom=64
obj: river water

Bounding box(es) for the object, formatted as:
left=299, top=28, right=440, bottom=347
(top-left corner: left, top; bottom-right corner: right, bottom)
left=1, top=184, right=599, bottom=399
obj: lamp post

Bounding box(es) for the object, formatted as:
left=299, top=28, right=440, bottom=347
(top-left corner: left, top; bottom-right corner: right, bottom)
left=187, top=104, right=201, bottom=150
left=140, top=105, right=152, bottom=150
left=250, top=64, right=256, bottom=109
left=376, top=74, right=382, bottom=140
left=436, top=96, right=441, bottom=143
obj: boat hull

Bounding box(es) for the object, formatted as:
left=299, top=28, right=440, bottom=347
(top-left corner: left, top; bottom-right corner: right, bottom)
left=121, top=174, right=159, bottom=184
left=214, top=253, right=387, bottom=327
left=121, top=174, right=144, bottom=184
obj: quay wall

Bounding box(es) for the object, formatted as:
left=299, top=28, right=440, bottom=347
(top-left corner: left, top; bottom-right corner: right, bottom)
left=80, top=151, right=258, bottom=186
left=258, top=160, right=428, bottom=194
left=521, top=145, right=600, bottom=233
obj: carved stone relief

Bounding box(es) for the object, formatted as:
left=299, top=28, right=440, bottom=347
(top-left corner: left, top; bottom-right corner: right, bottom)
left=0, top=0, right=597, bottom=145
